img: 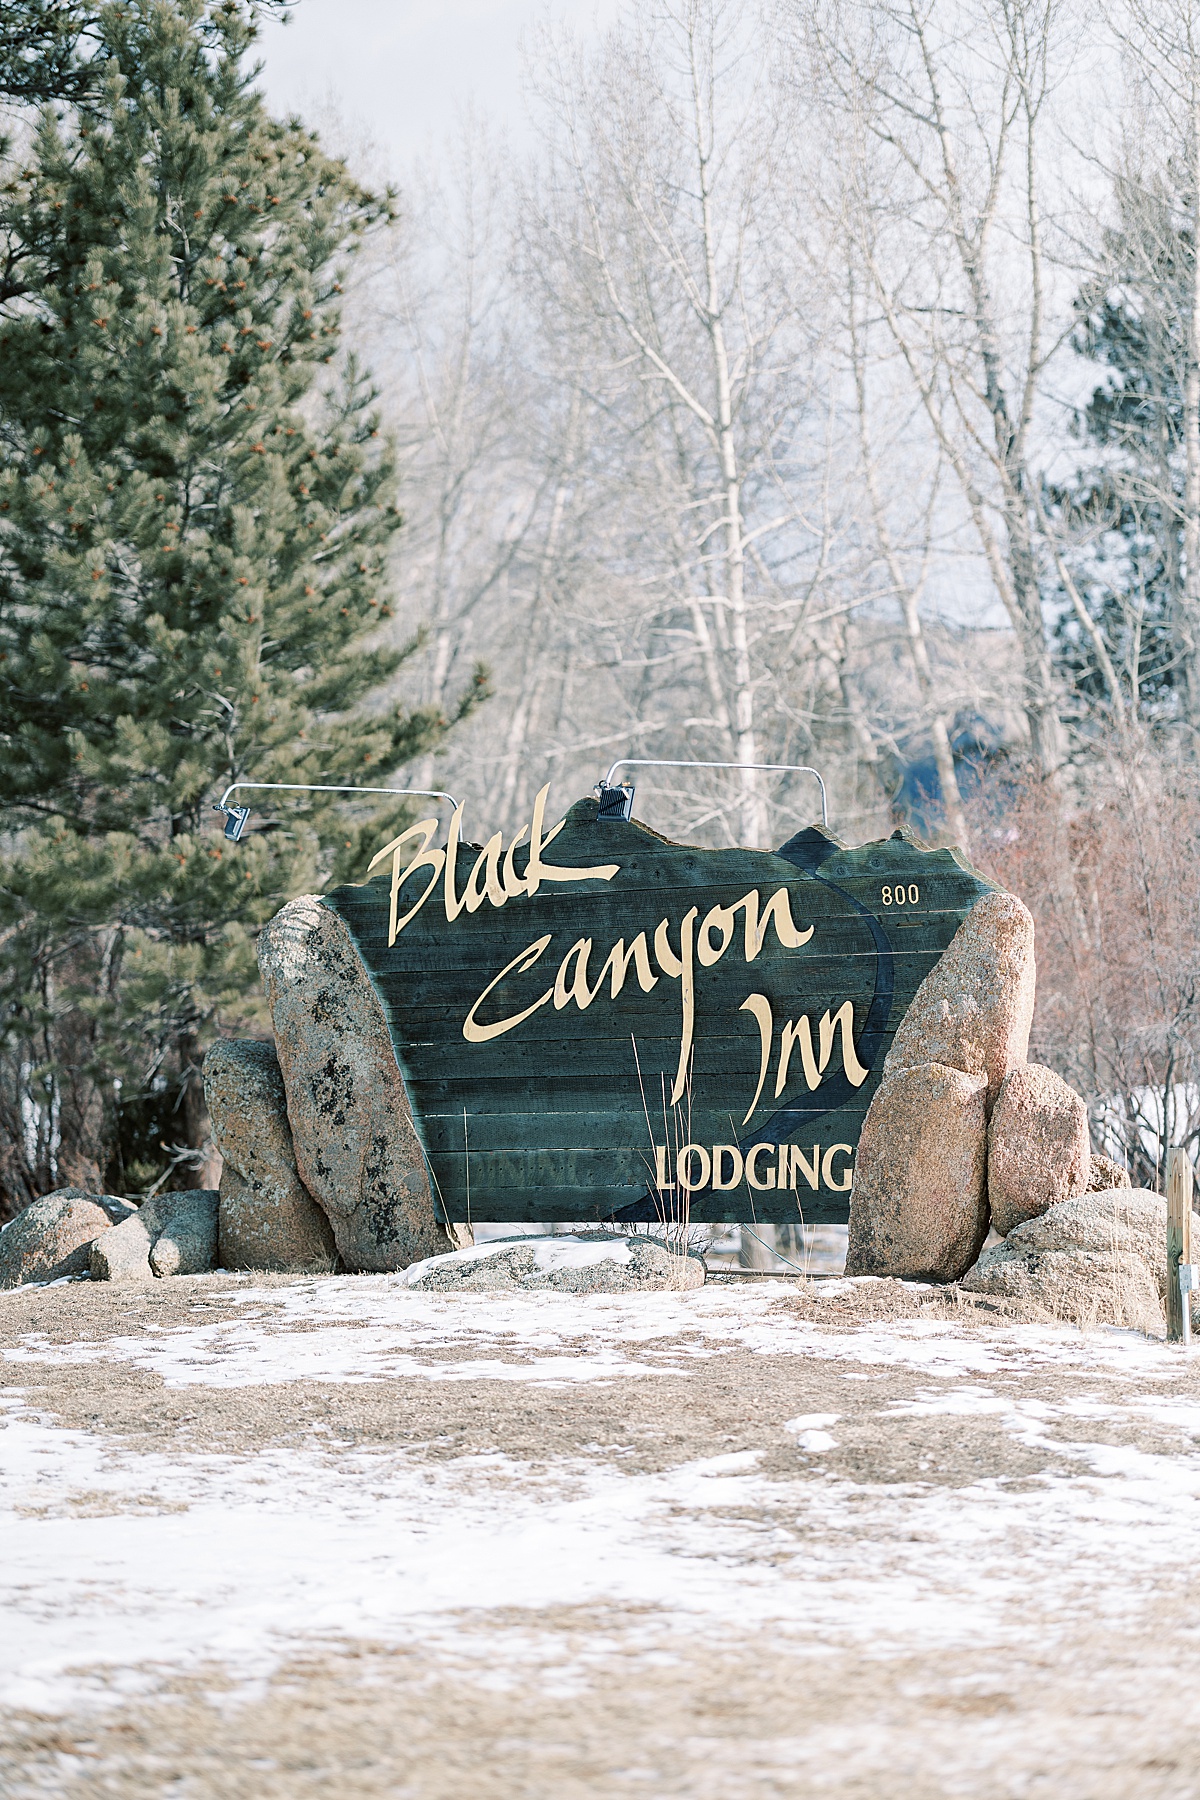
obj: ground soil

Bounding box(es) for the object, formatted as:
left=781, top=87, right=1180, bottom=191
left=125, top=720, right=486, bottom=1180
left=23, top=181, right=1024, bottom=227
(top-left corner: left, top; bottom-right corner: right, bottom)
left=3, top=1273, right=1200, bottom=1799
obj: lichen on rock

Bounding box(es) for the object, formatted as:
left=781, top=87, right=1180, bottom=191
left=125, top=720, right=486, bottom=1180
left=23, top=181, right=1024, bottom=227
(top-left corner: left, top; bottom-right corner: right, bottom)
left=257, top=895, right=462, bottom=1272
left=1086, top=1152, right=1132, bottom=1193
left=204, top=1037, right=337, bottom=1272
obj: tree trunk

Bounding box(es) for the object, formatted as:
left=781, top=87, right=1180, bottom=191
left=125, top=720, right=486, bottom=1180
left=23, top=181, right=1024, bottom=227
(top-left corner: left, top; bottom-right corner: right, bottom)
left=850, top=310, right=972, bottom=848
left=1183, top=76, right=1200, bottom=723
left=177, top=1034, right=222, bottom=1191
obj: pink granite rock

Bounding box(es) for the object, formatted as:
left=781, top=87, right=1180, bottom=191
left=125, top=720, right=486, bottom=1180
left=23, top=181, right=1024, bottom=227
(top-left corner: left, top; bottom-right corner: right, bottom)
left=847, top=889, right=1035, bottom=1282
left=1086, top=1152, right=1131, bottom=1193
left=884, top=891, right=1036, bottom=1108
left=845, top=1061, right=990, bottom=1281
left=988, top=1062, right=1091, bottom=1237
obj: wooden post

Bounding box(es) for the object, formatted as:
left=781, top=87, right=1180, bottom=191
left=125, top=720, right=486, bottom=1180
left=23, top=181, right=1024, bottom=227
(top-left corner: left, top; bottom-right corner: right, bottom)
left=1167, top=1149, right=1193, bottom=1343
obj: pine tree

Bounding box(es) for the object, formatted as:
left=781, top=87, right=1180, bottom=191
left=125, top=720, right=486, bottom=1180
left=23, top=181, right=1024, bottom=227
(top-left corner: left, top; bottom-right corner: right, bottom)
left=0, top=0, right=289, bottom=105
left=0, top=0, right=479, bottom=1211
left=1050, top=172, right=1190, bottom=723
left=0, top=0, right=101, bottom=104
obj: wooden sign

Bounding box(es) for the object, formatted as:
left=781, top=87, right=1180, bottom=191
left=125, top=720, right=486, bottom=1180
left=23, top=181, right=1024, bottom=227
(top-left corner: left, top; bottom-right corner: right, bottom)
left=324, top=790, right=994, bottom=1226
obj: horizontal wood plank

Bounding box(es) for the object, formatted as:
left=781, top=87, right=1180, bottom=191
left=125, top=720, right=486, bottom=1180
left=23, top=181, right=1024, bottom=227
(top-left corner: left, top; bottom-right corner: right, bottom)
left=325, top=802, right=994, bottom=1224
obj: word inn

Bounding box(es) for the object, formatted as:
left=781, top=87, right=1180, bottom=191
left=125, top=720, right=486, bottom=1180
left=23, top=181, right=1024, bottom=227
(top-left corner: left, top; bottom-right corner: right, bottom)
left=653, top=1142, right=854, bottom=1194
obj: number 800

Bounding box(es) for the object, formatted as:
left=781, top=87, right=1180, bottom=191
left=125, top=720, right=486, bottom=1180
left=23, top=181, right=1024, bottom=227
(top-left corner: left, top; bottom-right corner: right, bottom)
left=882, top=884, right=919, bottom=906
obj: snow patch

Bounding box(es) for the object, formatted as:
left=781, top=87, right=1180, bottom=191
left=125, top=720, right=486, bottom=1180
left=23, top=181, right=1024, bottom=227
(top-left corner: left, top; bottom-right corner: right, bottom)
left=785, top=1413, right=841, bottom=1450
left=0, top=1279, right=1184, bottom=1390
left=2, top=1286, right=1200, bottom=1718
left=5, top=1377, right=1200, bottom=1716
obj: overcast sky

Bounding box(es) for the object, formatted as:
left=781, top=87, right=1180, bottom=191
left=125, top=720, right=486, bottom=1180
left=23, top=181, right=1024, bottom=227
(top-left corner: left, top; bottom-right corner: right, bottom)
left=255, top=0, right=616, bottom=172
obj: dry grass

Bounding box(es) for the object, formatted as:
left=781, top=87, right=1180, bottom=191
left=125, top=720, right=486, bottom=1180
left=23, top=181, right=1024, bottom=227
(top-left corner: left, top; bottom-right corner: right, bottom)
left=6, top=1272, right=1200, bottom=1797
left=6, top=1606, right=1200, bottom=1799
left=774, top=1272, right=1165, bottom=1334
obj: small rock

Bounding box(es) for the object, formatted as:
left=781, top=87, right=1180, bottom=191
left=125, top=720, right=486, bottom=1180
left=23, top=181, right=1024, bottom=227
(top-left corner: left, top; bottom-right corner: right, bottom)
left=149, top=1190, right=219, bottom=1277
left=204, top=1039, right=338, bottom=1272
left=402, top=1233, right=705, bottom=1293
left=962, top=1187, right=1198, bottom=1332
left=987, top=1063, right=1091, bottom=1236
left=884, top=891, right=1036, bottom=1107
left=846, top=1062, right=989, bottom=1282
left=0, top=1190, right=133, bottom=1289
left=89, top=1210, right=154, bottom=1282
left=998, top=1186, right=1167, bottom=1266
left=89, top=1190, right=220, bottom=1281
left=1087, top=1152, right=1132, bottom=1193
left=258, top=894, right=460, bottom=1272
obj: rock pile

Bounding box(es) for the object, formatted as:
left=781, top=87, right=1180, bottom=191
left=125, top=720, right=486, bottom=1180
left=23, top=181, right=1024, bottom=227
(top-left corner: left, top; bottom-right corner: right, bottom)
left=0, top=878, right=1161, bottom=1315
left=0, top=891, right=466, bottom=1289
left=0, top=1187, right=217, bottom=1288
left=846, top=886, right=1161, bottom=1325
left=847, top=892, right=1038, bottom=1281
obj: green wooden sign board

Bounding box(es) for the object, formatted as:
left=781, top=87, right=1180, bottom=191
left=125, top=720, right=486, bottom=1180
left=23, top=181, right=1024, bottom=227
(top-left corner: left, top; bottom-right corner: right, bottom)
left=324, top=790, right=994, bottom=1226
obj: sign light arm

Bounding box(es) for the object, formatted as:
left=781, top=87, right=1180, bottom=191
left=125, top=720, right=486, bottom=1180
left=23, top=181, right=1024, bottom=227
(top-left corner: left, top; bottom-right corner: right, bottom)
left=213, top=781, right=461, bottom=843
left=597, top=759, right=828, bottom=831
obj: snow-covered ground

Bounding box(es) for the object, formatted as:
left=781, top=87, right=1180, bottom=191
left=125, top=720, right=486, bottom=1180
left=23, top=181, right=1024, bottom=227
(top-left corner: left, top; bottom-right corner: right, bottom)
left=4, top=1274, right=1200, bottom=1797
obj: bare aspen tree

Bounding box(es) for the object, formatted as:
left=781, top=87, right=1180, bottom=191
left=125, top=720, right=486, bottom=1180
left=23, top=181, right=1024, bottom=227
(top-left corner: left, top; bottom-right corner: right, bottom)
left=354, top=3, right=1087, bottom=855
left=847, top=279, right=973, bottom=846
left=369, top=129, right=549, bottom=786
left=485, top=387, right=586, bottom=826
left=523, top=0, right=851, bottom=846
left=802, top=0, right=1076, bottom=780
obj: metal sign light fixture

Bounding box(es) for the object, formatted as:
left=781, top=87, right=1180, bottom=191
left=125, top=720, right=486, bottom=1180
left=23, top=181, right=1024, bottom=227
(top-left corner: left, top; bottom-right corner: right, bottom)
left=213, top=781, right=462, bottom=843
left=595, top=759, right=829, bottom=830
left=221, top=804, right=252, bottom=842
